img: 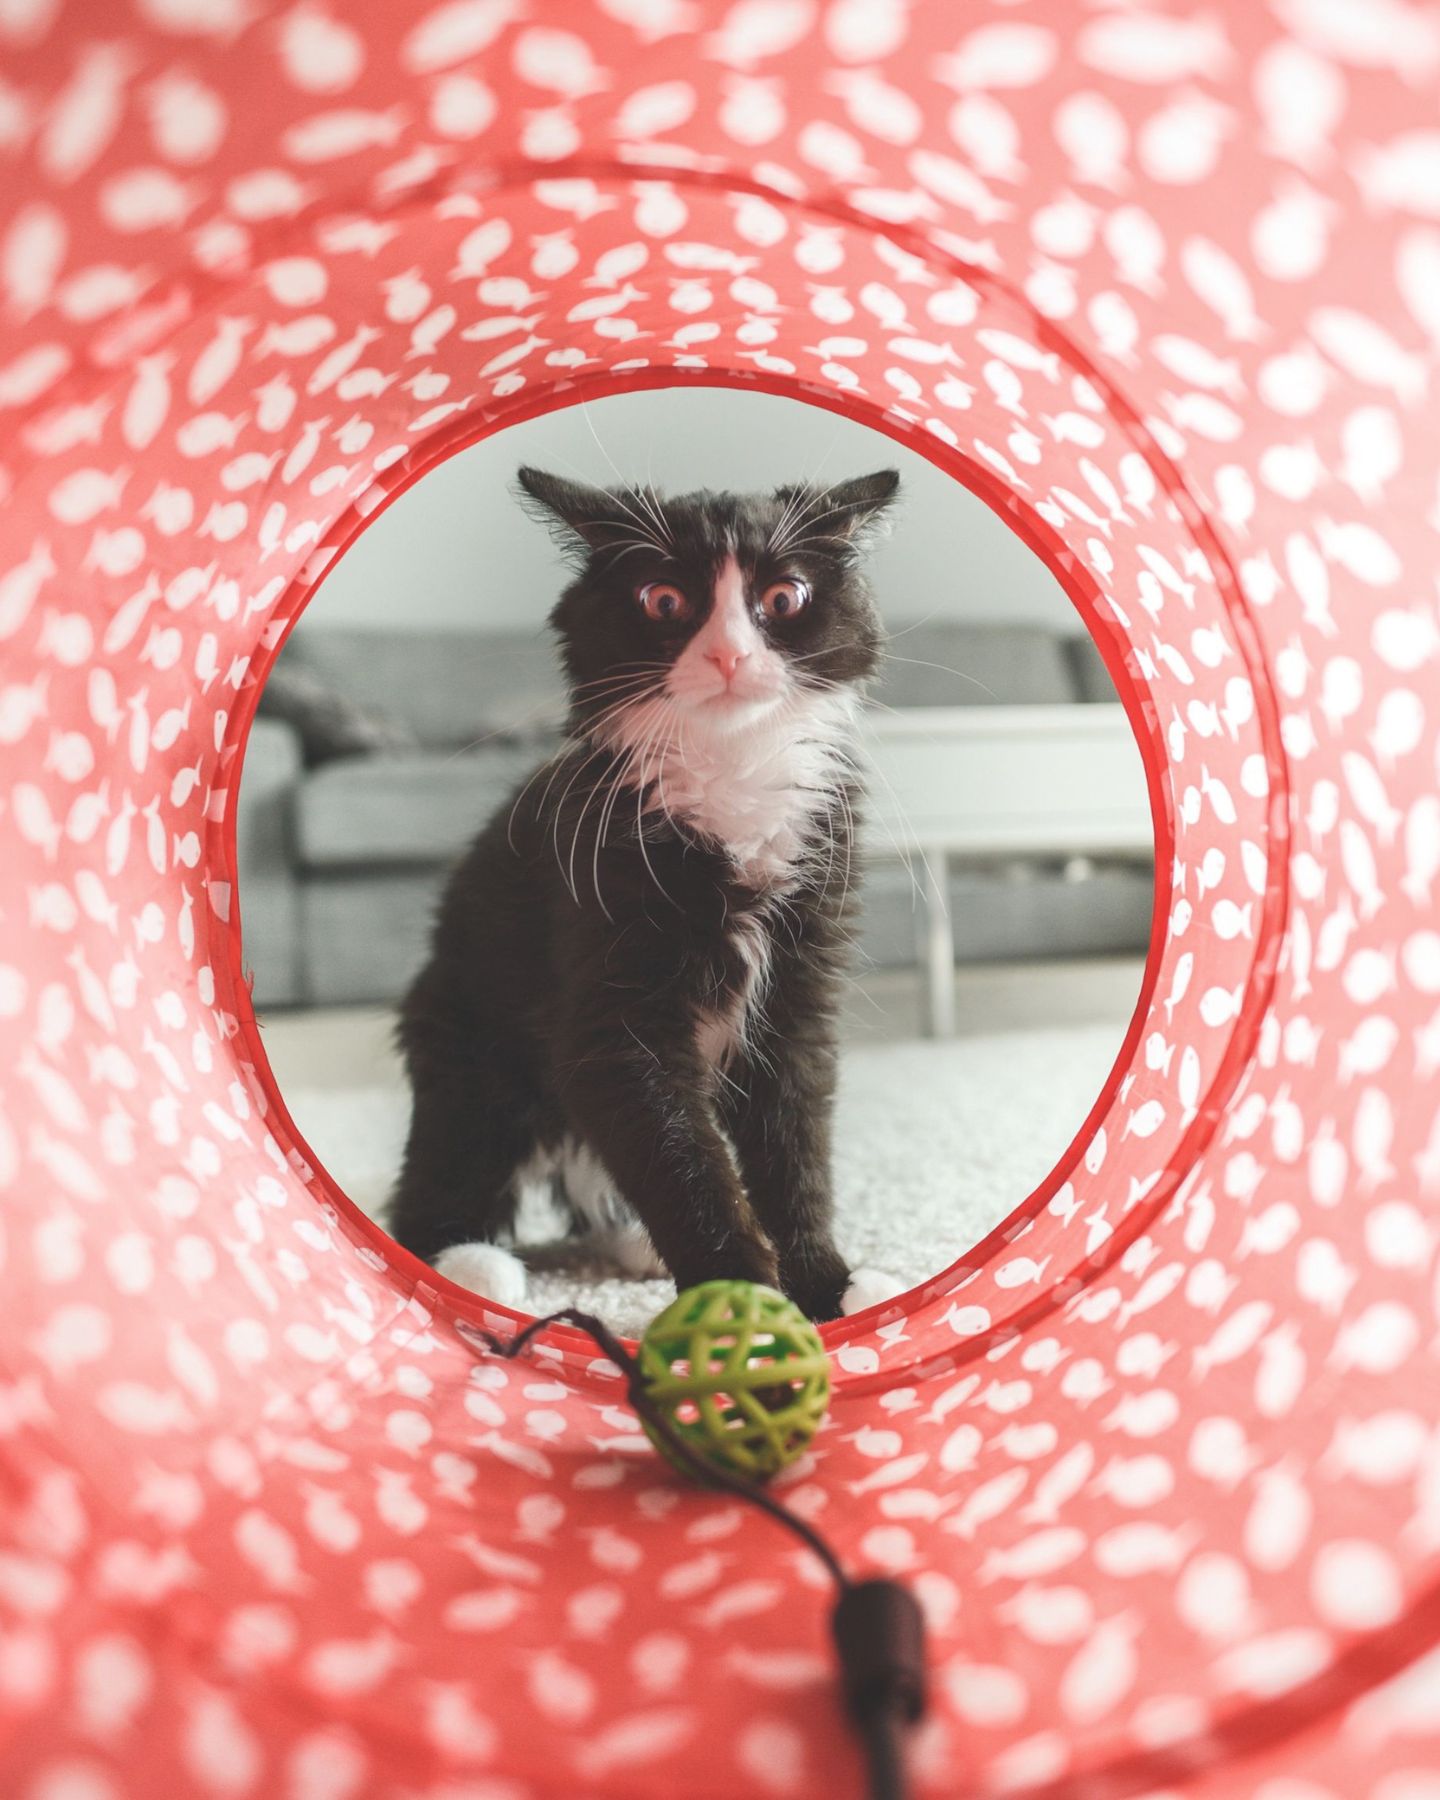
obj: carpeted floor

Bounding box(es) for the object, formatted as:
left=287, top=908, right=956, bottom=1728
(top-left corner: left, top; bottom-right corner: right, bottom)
left=285, top=1023, right=1123, bottom=1336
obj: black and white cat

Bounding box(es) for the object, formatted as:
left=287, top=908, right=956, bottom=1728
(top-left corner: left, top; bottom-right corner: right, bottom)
left=388, top=465, right=903, bottom=1322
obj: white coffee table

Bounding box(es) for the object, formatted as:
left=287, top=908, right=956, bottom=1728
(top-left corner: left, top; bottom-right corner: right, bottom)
left=858, top=704, right=1154, bottom=1035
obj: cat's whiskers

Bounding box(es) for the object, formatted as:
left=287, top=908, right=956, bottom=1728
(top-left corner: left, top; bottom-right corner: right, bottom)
left=443, top=702, right=551, bottom=767
left=765, top=435, right=849, bottom=557
left=571, top=659, right=671, bottom=684
left=711, top=1054, right=750, bottom=1103
left=630, top=696, right=683, bottom=909
left=627, top=482, right=675, bottom=554
left=509, top=674, right=665, bottom=853
left=769, top=477, right=844, bottom=557
left=788, top=640, right=999, bottom=709
left=809, top=782, right=844, bottom=912
left=572, top=520, right=668, bottom=561
left=771, top=496, right=863, bottom=561
left=584, top=689, right=667, bottom=910
left=850, top=742, right=934, bottom=915
left=799, top=640, right=997, bottom=913
left=565, top=740, right=627, bottom=910
left=590, top=711, right=659, bottom=919
left=773, top=484, right=892, bottom=561
left=575, top=402, right=677, bottom=554
left=568, top=680, right=667, bottom=722
left=618, top=696, right=684, bottom=906
left=776, top=527, right=861, bottom=562
left=576, top=689, right=683, bottom=916
left=783, top=669, right=933, bottom=913
left=649, top=698, right=686, bottom=832
left=830, top=780, right=858, bottom=921
left=570, top=673, right=670, bottom=717
left=585, top=747, right=636, bottom=921
left=614, top=487, right=673, bottom=545
left=871, top=650, right=1000, bottom=701
left=766, top=480, right=816, bottom=557
left=572, top=480, right=675, bottom=564
left=509, top=743, right=595, bottom=855
left=595, top=537, right=671, bottom=569
left=450, top=666, right=666, bottom=774
left=546, top=714, right=648, bottom=887
left=605, top=686, right=670, bottom=787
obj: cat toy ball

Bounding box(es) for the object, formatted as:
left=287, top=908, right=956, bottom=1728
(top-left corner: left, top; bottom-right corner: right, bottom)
left=637, top=1279, right=832, bottom=1482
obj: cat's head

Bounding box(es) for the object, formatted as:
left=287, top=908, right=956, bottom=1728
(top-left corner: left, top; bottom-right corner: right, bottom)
left=516, top=465, right=898, bottom=743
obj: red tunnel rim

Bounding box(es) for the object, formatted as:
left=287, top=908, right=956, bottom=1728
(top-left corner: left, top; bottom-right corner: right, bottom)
left=213, top=162, right=1291, bottom=1396
left=224, top=363, right=1169, bottom=1362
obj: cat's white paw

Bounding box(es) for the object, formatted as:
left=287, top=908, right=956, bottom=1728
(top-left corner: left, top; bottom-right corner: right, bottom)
left=842, top=1267, right=907, bottom=1316
left=434, top=1242, right=528, bottom=1309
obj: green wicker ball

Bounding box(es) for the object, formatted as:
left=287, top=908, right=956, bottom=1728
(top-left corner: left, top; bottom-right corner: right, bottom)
left=637, top=1280, right=832, bottom=1483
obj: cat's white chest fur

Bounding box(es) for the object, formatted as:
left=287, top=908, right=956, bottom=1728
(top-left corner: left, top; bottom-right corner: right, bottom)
left=604, top=689, right=855, bottom=1069
left=653, top=691, right=857, bottom=888
left=655, top=692, right=855, bottom=1070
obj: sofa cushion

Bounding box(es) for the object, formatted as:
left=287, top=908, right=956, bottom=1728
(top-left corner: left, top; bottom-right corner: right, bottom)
left=284, top=626, right=568, bottom=750
left=869, top=622, right=1080, bottom=708
left=295, top=743, right=554, bottom=869
left=1066, top=633, right=1122, bottom=704
left=301, top=871, right=441, bottom=1007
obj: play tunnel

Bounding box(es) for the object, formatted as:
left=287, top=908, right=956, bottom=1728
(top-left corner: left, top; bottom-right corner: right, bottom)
left=2, top=2, right=1439, bottom=1795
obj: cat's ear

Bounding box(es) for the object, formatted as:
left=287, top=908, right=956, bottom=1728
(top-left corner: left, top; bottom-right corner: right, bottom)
left=824, top=469, right=900, bottom=553
left=772, top=470, right=900, bottom=560
left=515, top=467, right=622, bottom=561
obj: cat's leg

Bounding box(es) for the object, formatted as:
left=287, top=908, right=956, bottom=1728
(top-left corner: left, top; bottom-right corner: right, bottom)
left=725, top=1037, right=904, bottom=1321
left=556, top=1015, right=779, bottom=1295
left=722, top=1023, right=857, bottom=1322
left=729, top=1028, right=908, bottom=1324
left=388, top=1075, right=534, bottom=1309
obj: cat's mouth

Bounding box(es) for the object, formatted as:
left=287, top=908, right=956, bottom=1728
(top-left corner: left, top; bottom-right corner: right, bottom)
left=695, top=685, right=785, bottom=723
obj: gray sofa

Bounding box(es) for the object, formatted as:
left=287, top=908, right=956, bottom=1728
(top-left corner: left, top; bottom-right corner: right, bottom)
left=238, top=622, right=1153, bottom=1009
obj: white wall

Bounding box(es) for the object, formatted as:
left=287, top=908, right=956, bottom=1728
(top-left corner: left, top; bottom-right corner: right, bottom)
left=313, top=387, right=1076, bottom=632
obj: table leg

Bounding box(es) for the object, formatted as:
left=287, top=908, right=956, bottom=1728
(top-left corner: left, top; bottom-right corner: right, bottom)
left=921, top=848, right=955, bottom=1039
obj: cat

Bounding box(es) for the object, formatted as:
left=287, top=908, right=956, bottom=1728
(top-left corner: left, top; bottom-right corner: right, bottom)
left=387, top=463, right=903, bottom=1323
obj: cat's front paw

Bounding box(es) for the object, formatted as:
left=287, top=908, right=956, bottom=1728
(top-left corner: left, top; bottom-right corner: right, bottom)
left=779, top=1249, right=853, bottom=1323
left=841, top=1267, right=907, bottom=1316
left=434, top=1242, right=528, bottom=1309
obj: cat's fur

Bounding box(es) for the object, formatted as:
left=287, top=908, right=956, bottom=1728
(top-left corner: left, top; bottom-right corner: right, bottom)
left=388, top=465, right=900, bottom=1322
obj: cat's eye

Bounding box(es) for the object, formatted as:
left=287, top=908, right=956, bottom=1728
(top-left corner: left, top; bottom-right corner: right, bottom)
left=638, top=582, right=691, bottom=623
left=760, top=578, right=809, bottom=621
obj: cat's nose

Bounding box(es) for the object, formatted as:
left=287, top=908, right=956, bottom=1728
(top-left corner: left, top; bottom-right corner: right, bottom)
left=706, top=646, right=749, bottom=681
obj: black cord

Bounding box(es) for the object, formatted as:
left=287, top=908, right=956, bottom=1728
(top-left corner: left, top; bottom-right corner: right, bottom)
left=474, top=1307, right=928, bottom=1800
left=832, top=1580, right=927, bottom=1800
left=859, top=1711, right=906, bottom=1800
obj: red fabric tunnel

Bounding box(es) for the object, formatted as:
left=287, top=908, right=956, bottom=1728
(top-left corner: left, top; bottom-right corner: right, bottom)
left=2, top=3, right=1439, bottom=1796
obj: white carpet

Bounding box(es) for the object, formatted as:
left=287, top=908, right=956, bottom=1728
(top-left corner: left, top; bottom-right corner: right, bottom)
left=285, top=1025, right=1122, bottom=1337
